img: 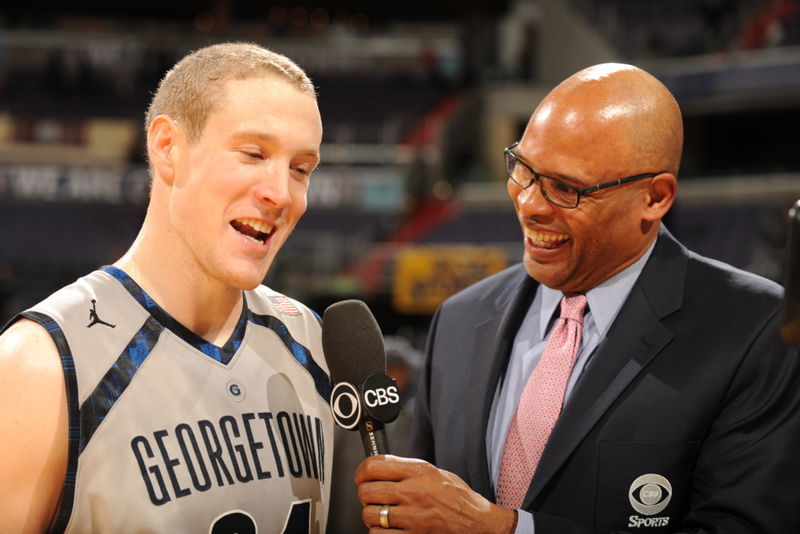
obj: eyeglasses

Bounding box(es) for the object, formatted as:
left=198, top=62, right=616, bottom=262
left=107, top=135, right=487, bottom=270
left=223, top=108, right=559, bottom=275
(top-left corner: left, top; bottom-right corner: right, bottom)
left=504, top=142, right=662, bottom=209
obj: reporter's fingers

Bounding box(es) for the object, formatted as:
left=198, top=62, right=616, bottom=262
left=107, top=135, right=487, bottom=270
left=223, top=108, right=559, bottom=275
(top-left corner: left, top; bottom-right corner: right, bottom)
left=356, top=455, right=436, bottom=485
left=354, top=455, right=386, bottom=484
left=358, top=480, right=402, bottom=506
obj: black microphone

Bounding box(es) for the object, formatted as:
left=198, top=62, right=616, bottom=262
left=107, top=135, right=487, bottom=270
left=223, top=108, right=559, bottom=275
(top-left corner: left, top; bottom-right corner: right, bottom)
left=322, top=299, right=401, bottom=456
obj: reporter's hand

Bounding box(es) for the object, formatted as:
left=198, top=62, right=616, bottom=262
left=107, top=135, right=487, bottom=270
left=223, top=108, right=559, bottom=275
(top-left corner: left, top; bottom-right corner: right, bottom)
left=355, top=455, right=517, bottom=534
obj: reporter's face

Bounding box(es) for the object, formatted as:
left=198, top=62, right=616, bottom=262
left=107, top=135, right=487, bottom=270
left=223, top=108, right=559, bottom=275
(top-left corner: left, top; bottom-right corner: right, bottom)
left=509, top=101, right=652, bottom=293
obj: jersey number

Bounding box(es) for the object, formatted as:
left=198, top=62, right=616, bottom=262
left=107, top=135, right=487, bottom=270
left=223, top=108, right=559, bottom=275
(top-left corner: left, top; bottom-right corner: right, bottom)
left=281, top=501, right=311, bottom=533
left=210, top=502, right=311, bottom=534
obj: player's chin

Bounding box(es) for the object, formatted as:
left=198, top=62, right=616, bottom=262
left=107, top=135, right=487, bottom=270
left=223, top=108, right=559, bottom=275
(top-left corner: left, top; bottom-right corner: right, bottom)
left=220, top=260, right=274, bottom=291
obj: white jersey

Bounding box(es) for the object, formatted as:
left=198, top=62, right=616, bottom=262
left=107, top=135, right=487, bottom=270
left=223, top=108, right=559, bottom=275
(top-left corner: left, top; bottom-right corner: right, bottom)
left=13, top=266, right=333, bottom=534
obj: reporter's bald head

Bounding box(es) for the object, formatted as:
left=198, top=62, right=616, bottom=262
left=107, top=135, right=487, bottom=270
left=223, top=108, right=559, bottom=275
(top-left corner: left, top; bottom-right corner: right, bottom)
left=530, top=63, right=683, bottom=178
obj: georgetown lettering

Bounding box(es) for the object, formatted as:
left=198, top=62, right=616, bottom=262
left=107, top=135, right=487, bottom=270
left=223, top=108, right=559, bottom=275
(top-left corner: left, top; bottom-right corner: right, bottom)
left=131, top=411, right=326, bottom=506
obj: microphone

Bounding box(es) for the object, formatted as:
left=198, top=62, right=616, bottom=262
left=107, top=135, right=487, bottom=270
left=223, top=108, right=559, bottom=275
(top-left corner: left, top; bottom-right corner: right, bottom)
left=322, top=299, right=402, bottom=456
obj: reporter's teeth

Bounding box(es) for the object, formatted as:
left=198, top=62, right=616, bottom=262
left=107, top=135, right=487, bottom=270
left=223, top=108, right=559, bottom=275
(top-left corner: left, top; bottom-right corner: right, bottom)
left=523, top=228, right=569, bottom=249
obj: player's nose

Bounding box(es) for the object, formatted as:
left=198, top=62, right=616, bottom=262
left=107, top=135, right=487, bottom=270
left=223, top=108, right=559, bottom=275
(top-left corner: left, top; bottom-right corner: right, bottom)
left=254, top=163, right=293, bottom=209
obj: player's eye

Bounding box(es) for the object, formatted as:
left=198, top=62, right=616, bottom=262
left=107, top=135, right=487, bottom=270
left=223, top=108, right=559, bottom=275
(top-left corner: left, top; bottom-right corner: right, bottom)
left=291, top=162, right=315, bottom=178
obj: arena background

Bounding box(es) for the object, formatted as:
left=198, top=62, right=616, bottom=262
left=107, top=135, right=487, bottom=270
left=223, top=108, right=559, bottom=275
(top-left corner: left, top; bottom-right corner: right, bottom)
left=1, top=0, right=799, bottom=359
left=3, top=2, right=800, bottom=532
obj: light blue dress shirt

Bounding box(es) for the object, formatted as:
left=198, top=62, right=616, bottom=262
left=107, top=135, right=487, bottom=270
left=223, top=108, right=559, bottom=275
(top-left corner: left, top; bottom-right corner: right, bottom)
left=487, top=240, right=657, bottom=534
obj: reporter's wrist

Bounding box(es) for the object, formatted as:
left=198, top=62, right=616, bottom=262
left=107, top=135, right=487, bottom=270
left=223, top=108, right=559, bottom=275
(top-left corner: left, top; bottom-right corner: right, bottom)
left=508, top=510, right=519, bottom=534
left=485, top=504, right=518, bottom=534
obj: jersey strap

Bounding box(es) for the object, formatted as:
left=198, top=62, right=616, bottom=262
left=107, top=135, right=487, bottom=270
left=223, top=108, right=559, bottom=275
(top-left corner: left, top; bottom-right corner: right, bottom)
left=78, top=315, right=164, bottom=454
left=249, top=312, right=331, bottom=404
left=15, top=311, right=80, bottom=534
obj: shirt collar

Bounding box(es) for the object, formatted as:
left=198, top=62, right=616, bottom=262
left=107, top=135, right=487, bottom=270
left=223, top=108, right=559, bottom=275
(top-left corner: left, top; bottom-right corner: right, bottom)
left=539, top=237, right=658, bottom=338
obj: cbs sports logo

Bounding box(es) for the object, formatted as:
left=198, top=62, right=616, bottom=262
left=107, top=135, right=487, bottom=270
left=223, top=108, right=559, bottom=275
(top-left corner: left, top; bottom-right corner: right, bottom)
left=628, top=474, right=672, bottom=529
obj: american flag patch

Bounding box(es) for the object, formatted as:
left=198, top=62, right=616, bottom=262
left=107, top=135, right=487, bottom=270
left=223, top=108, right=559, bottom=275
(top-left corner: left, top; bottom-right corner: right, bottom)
left=268, top=295, right=301, bottom=316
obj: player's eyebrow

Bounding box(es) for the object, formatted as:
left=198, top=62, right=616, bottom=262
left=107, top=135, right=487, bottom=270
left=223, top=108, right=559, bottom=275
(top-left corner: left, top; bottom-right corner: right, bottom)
left=232, top=131, right=321, bottom=166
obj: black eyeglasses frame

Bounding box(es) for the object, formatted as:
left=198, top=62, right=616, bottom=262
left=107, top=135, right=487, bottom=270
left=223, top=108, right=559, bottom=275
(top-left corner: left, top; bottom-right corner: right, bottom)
left=504, top=142, right=663, bottom=209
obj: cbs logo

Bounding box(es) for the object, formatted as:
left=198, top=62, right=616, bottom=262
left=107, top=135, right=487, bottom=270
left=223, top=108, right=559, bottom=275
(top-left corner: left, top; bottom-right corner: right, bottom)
left=331, top=382, right=361, bottom=430
left=364, top=386, right=400, bottom=408
left=628, top=474, right=672, bottom=515
left=330, top=374, right=403, bottom=430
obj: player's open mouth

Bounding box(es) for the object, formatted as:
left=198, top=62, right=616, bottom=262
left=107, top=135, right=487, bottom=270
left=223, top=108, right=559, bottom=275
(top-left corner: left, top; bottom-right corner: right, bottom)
left=523, top=227, right=569, bottom=249
left=231, top=218, right=275, bottom=245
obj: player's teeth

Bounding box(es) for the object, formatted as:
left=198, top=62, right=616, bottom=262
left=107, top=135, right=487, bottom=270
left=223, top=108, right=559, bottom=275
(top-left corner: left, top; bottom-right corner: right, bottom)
left=236, top=218, right=275, bottom=235
left=244, top=234, right=264, bottom=244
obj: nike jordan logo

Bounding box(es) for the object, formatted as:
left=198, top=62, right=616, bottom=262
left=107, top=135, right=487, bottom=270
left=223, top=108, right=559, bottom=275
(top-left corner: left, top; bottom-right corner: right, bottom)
left=88, top=299, right=116, bottom=328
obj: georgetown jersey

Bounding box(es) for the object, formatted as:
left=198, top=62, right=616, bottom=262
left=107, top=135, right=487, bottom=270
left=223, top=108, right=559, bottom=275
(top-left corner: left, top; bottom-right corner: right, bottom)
left=14, top=266, right=333, bottom=534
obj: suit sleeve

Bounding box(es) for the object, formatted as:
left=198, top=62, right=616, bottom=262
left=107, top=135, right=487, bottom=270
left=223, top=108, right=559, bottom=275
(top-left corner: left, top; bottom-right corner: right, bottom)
left=680, top=313, right=800, bottom=533
left=533, top=312, right=800, bottom=534
left=408, top=307, right=441, bottom=465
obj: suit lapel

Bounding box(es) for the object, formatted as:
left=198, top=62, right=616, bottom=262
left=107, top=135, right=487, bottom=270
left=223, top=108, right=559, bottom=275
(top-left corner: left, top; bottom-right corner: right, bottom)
left=521, top=228, right=688, bottom=508
left=464, top=266, right=538, bottom=500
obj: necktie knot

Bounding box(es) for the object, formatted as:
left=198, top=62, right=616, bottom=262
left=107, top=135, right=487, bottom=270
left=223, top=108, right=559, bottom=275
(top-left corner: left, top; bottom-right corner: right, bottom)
left=560, top=294, right=588, bottom=323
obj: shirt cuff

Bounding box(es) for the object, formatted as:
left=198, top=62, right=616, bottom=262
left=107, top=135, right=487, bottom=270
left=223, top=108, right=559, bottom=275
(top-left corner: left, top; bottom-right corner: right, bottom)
left=514, top=509, right=535, bottom=534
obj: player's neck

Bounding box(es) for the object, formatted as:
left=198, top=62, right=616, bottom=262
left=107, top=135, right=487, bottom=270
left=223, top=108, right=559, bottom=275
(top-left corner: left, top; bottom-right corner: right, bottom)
left=114, top=230, right=244, bottom=347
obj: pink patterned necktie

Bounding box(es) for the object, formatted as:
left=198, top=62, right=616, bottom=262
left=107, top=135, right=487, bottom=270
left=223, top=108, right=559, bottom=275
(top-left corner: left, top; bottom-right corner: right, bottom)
left=496, top=293, right=588, bottom=509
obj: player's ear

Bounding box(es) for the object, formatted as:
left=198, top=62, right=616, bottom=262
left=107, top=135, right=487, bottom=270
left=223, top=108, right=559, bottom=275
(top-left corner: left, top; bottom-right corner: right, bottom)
left=147, top=115, right=181, bottom=186
left=642, top=172, right=677, bottom=222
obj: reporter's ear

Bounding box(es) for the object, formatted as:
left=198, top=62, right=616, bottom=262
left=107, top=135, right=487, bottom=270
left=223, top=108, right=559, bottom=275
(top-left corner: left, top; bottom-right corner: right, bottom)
left=147, top=115, right=181, bottom=187
left=643, top=172, right=677, bottom=222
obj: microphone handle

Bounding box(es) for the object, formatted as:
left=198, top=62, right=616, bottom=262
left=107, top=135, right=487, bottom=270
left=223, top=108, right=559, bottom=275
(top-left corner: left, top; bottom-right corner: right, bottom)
left=359, top=417, right=390, bottom=456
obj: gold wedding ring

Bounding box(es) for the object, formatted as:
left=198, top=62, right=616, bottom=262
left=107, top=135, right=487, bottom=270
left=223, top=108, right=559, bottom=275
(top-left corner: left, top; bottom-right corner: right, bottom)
left=379, top=504, right=391, bottom=529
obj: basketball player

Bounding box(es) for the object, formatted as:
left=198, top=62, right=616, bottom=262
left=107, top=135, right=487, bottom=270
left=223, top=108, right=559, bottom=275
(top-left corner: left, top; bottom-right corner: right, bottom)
left=0, top=43, right=333, bottom=534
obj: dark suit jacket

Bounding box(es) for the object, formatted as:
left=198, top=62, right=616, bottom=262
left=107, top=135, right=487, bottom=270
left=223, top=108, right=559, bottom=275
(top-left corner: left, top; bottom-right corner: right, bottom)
left=409, top=227, right=800, bottom=533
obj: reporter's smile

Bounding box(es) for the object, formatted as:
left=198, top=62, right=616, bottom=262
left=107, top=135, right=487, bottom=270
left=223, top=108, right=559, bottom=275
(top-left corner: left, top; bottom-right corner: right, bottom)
left=523, top=227, right=570, bottom=250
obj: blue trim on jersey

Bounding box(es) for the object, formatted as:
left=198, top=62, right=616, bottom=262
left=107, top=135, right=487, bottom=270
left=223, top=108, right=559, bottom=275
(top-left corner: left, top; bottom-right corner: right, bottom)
left=102, top=265, right=247, bottom=365
left=16, top=312, right=80, bottom=534
left=78, top=316, right=164, bottom=454
left=249, top=312, right=332, bottom=404
left=101, top=265, right=330, bottom=400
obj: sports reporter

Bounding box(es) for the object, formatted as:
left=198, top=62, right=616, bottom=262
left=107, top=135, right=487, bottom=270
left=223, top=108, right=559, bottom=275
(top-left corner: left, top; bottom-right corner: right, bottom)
left=355, top=64, right=800, bottom=533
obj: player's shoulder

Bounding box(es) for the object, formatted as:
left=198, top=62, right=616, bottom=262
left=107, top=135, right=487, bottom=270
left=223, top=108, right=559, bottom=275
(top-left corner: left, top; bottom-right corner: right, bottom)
left=0, top=317, right=63, bottom=420
left=0, top=316, right=60, bottom=364
left=28, top=269, right=123, bottom=321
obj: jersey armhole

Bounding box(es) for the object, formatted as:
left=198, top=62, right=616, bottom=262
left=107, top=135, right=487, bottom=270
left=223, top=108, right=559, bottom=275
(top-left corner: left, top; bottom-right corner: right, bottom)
left=14, top=311, right=80, bottom=534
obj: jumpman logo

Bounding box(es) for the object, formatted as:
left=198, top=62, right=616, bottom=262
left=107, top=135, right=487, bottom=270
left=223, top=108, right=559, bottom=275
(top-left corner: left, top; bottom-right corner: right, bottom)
left=88, top=300, right=116, bottom=328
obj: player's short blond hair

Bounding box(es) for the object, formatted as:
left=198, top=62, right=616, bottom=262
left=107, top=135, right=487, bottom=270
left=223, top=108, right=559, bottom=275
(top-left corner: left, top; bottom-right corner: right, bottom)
left=145, top=42, right=315, bottom=145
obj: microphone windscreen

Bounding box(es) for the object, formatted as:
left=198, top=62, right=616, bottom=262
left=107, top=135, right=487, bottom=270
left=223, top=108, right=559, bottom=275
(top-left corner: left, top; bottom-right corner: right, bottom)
left=322, top=299, right=386, bottom=385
